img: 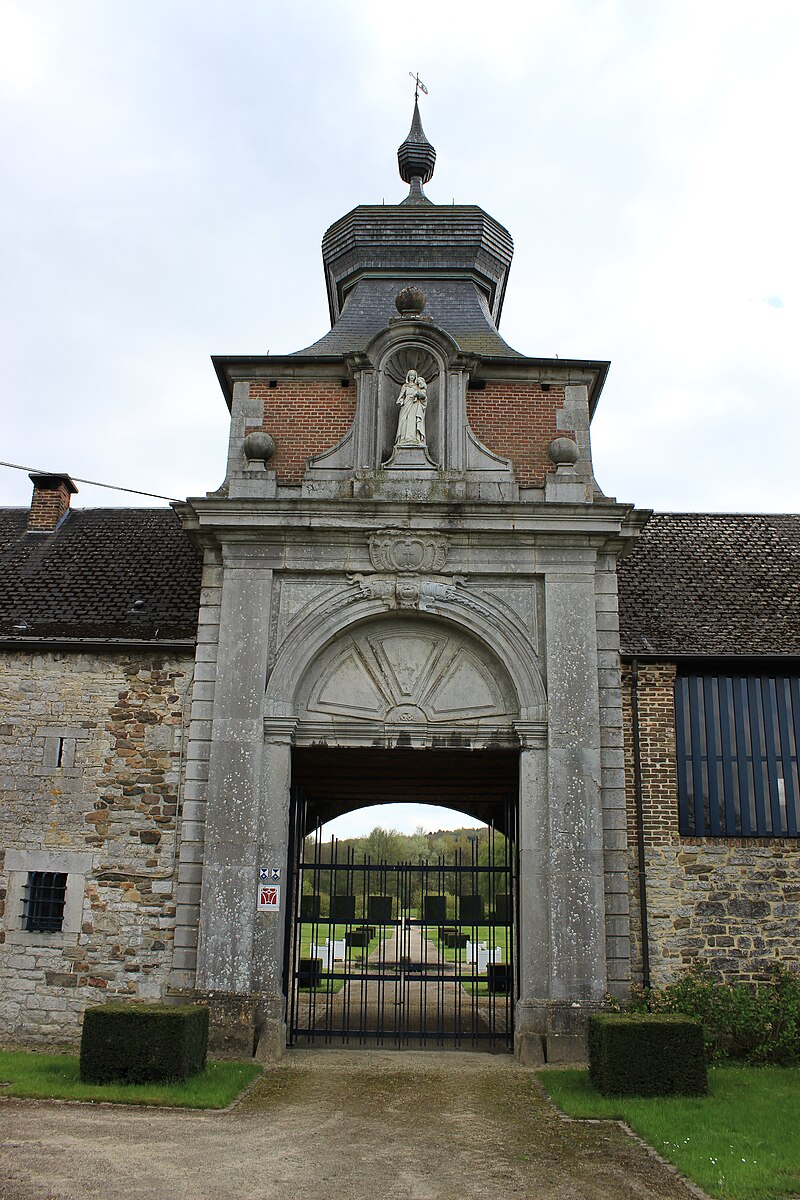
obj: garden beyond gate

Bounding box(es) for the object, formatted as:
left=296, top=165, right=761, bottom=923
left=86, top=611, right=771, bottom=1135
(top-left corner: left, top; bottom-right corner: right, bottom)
left=287, top=803, right=516, bottom=1051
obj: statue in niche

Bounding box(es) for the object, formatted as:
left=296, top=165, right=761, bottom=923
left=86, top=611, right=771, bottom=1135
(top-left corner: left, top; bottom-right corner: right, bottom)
left=394, top=369, right=428, bottom=448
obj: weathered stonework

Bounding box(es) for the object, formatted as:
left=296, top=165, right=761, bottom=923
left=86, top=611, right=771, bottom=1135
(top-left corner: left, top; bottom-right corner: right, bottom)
left=0, top=650, right=193, bottom=1043
left=622, top=662, right=800, bottom=986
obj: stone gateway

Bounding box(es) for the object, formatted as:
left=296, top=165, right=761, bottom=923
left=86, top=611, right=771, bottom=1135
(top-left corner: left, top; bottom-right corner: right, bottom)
left=1, top=104, right=797, bottom=1058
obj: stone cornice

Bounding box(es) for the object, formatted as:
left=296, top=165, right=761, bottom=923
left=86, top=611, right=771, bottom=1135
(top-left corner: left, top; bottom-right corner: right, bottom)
left=179, top=496, right=646, bottom=541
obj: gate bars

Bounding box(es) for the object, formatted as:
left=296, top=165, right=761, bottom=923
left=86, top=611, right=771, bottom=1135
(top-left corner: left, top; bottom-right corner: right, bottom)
left=287, top=799, right=517, bottom=1050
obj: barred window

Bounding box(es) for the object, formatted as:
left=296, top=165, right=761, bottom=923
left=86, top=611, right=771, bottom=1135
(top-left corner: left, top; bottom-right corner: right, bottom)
left=22, top=871, right=68, bottom=933
left=676, top=673, right=800, bottom=837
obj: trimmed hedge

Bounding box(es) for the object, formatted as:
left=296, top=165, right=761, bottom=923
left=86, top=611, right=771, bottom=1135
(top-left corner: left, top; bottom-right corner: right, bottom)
left=80, top=1003, right=209, bottom=1084
left=589, top=1013, right=707, bottom=1097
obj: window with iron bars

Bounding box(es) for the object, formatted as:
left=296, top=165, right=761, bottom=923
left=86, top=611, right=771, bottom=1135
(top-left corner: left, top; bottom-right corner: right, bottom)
left=675, top=672, right=800, bottom=838
left=22, top=871, right=68, bottom=933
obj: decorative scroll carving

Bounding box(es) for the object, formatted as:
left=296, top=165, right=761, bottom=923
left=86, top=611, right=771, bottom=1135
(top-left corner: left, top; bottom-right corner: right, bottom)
left=347, top=571, right=487, bottom=613
left=369, top=529, right=449, bottom=574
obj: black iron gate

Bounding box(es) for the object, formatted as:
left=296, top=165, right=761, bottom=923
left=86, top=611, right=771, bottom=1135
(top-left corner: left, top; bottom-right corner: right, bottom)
left=287, top=800, right=516, bottom=1050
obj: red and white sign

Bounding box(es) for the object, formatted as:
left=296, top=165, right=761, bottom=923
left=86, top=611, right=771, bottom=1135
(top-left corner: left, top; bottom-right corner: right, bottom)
left=258, top=884, right=281, bottom=912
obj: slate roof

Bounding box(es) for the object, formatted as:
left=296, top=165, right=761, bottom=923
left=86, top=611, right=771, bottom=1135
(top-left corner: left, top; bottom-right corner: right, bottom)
left=0, top=508, right=202, bottom=643
left=297, top=278, right=522, bottom=358
left=618, top=513, right=800, bottom=657
left=2, top=506, right=799, bottom=658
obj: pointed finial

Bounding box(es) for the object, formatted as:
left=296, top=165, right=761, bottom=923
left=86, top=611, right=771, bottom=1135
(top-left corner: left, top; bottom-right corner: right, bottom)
left=397, top=77, right=436, bottom=204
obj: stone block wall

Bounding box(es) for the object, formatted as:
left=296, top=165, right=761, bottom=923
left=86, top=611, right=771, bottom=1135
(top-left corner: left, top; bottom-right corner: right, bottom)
left=622, top=661, right=800, bottom=987
left=0, top=648, right=193, bottom=1044
left=595, top=554, right=630, bottom=1000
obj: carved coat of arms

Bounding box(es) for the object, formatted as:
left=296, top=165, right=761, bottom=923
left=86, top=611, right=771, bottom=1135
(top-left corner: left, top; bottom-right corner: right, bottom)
left=369, top=529, right=448, bottom=574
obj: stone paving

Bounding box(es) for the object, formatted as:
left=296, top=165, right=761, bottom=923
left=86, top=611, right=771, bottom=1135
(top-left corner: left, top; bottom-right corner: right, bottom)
left=0, top=1050, right=702, bottom=1200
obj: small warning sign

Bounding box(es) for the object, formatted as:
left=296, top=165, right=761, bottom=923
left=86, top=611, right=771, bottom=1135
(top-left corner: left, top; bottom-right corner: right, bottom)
left=258, top=884, right=281, bottom=912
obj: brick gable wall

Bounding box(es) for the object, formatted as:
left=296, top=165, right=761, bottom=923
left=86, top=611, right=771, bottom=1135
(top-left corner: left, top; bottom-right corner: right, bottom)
left=466, top=383, right=572, bottom=488
left=249, top=380, right=355, bottom=485
left=248, top=378, right=571, bottom=488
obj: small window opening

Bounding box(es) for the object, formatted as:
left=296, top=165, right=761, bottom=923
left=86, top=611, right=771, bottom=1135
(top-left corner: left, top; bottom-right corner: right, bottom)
left=22, top=872, right=68, bottom=933
left=56, top=737, right=65, bottom=767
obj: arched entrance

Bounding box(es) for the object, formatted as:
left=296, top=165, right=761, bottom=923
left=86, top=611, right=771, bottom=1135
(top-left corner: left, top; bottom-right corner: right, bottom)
left=286, top=751, right=518, bottom=1050
left=270, top=608, right=528, bottom=1051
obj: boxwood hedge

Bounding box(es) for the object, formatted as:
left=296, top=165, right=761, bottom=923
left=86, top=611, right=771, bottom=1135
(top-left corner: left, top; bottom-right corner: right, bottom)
left=79, top=1003, right=209, bottom=1084
left=589, top=1013, right=707, bottom=1097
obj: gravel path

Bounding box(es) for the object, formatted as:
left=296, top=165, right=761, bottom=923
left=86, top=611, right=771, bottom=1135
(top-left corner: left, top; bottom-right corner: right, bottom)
left=0, top=1050, right=700, bottom=1200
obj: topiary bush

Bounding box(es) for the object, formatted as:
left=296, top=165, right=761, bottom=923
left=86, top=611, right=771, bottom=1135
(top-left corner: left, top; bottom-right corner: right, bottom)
left=624, top=962, right=800, bottom=1065
left=589, top=1013, right=707, bottom=1097
left=80, top=1003, right=209, bottom=1084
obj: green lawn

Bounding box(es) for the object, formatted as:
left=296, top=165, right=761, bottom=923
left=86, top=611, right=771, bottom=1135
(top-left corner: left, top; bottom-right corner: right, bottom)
left=299, top=922, right=384, bottom=961
left=540, top=1066, right=800, bottom=1200
left=0, top=1051, right=261, bottom=1108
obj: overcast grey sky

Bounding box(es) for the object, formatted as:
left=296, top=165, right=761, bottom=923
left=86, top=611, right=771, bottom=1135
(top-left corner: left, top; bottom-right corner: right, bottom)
left=2, top=1, right=798, bottom=516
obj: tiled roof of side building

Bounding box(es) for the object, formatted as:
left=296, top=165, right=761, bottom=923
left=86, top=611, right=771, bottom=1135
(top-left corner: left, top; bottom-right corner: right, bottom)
left=0, top=508, right=202, bottom=643
left=618, top=512, right=800, bottom=658
left=3, top=506, right=799, bottom=658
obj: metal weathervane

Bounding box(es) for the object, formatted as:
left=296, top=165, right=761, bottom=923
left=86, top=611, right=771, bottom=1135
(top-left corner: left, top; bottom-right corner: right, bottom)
left=409, top=72, right=429, bottom=103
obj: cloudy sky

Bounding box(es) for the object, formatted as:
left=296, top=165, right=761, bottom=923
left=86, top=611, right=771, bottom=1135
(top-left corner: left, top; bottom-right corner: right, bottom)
left=3, top=1, right=797, bottom=834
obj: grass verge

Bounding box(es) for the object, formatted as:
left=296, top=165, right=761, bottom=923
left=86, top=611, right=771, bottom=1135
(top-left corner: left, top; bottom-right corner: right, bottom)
left=0, top=1051, right=261, bottom=1109
left=540, top=1066, right=800, bottom=1200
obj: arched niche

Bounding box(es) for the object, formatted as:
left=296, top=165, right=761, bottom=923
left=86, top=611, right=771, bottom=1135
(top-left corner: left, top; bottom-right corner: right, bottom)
left=378, top=344, right=442, bottom=466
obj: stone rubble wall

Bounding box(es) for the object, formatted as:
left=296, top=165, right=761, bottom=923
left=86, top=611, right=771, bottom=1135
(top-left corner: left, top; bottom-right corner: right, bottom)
left=622, top=662, right=800, bottom=987
left=0, top=648, right=194, bottom=1044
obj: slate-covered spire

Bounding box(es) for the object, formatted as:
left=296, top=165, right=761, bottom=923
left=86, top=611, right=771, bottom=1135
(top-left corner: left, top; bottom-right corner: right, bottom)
left=397, top=100, right=436, bottom=205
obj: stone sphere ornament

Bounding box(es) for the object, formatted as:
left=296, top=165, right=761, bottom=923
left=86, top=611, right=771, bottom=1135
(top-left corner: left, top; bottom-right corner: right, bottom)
left=395, top=286, right=427, bottom=318
left=548, top=437, right=580, bottom=467
left=243, top=431, right=276, bottom=463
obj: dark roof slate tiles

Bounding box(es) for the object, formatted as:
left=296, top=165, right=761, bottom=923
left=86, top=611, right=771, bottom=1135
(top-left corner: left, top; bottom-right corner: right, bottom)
left=618, top=512, right=800, bottom=657
left=296, top=278, right=522, bottom=358
left=0, top=508, right=202, bottom=643
left=2, top=506, right=800, bottom=658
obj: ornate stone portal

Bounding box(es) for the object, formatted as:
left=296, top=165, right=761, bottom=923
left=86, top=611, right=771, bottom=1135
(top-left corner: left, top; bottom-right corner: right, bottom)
left=172, top=101, right=645, bottom=1067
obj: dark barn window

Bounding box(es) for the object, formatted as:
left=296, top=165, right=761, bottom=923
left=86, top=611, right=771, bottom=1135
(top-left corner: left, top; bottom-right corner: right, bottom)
left=22, top=872, right=68, bottom=932
left=676, top=673, right=800, bottom=838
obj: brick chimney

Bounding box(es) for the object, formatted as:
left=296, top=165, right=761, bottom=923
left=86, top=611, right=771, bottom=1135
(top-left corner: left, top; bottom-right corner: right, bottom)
left=27, top=473, right=78, bottom=533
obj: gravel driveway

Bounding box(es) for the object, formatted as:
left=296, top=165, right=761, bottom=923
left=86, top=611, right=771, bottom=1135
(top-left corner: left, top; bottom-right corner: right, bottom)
left=0, top=1049, right=701, bottom=1200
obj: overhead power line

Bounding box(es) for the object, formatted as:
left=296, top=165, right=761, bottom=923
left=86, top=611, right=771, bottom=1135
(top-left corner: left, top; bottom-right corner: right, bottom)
left=0, top=460, right=181, bottom=503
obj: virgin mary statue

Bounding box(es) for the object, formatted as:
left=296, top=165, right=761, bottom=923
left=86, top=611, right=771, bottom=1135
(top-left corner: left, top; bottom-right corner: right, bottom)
left=394, top=370, right=428, bottom=447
